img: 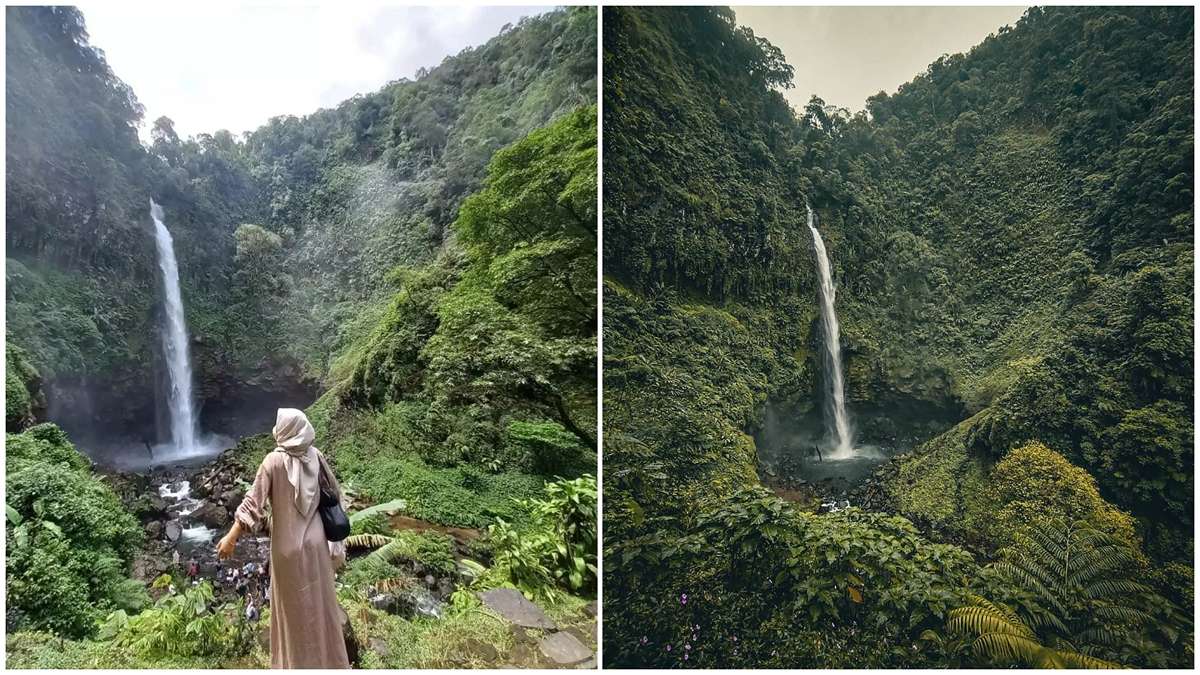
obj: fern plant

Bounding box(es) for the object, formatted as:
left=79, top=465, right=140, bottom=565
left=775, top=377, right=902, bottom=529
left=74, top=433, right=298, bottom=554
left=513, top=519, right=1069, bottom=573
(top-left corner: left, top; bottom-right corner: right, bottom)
left=942, top=519, right=1168, bottom=668
left=99, top=582, right=246, bottom=659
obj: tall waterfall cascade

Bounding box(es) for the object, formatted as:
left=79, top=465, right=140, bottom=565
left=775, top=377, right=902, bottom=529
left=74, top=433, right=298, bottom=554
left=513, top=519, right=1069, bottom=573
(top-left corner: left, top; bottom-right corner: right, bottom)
left=151, top=200, right=198, bottom=452
left=806, top=201, right=855, bottom=457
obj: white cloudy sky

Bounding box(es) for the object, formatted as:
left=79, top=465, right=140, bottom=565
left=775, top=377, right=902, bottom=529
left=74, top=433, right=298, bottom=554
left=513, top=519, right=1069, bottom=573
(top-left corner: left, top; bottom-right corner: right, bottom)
left=77, top=3, right=551, bottom=140
left=735, top=5, right=1028, bottom=113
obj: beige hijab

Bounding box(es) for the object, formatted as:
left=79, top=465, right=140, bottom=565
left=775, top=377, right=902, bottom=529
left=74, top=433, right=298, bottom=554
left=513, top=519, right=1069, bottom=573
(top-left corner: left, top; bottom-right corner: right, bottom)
left=272, top=408, right=319, bottom=517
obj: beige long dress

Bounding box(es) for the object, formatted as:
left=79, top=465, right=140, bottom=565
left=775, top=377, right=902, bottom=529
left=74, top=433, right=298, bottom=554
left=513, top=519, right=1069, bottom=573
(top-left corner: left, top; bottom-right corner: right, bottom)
left=236, top=449, right=350, bottom=669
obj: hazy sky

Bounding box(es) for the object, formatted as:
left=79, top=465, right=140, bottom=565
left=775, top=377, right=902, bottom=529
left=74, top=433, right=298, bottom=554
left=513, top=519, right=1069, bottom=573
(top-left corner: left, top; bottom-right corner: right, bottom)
left=734, top=6, right=1028, bottom=113
left=77, top=4, right=550, bottom=140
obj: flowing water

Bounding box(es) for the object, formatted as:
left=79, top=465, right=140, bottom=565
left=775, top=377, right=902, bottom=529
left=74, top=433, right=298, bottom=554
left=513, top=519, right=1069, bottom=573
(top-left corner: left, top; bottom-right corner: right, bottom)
left=806, top=202, right=855, bottom=457
left=151, top=200, right=199, bottom=454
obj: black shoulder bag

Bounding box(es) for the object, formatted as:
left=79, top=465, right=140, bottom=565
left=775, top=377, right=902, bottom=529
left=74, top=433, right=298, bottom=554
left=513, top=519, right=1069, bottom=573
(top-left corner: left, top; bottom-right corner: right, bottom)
left=317, top=461, right=351, bottom=542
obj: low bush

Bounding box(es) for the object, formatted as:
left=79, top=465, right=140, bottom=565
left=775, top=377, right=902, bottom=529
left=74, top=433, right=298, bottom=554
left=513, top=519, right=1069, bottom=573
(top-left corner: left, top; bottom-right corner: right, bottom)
left=605, top=487, right=988, bottom=668
left=99, top=581, right=256, bottom=660
left=6, top=424, right=144, bottom=638
left=486, top=475, right=597, bottom=601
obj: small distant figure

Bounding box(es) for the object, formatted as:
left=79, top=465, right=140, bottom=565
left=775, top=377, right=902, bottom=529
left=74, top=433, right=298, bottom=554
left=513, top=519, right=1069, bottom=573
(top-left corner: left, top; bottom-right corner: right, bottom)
left=172, top=550, right=181, bottom=567
left=187, top=558, right=199, bottom=579
left=246, top=601, right=260, bottom=622
left=264, top=586, right=271, bottom=606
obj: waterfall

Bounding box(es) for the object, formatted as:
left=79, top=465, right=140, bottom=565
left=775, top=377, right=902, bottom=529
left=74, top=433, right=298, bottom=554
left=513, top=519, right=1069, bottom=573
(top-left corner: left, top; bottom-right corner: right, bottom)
left=151, top=200, right=198, bottom=452
left=806, top=201, right=854, bottom=457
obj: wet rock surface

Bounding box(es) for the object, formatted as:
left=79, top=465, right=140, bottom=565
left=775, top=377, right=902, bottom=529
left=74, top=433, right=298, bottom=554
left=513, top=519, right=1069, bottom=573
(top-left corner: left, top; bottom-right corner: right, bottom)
left=539, top=631, right=592, bottom=665
left=479, top=588, right=557, bottom=630
left=471, top=588, right=597, bottom=668
left=114, top=451, right=272, bottom=607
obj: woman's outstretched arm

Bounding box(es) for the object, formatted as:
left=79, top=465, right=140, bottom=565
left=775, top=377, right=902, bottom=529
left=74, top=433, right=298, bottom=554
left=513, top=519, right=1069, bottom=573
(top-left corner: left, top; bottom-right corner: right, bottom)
left=218, top=457, right=272, bottom=559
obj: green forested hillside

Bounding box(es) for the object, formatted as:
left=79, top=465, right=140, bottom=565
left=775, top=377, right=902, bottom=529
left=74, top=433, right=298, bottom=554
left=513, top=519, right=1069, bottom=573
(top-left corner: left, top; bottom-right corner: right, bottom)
left=7, top=5, right=595, bottom=435
left=603, top=6, right=1192, bottom=668
left=7, top=6, right=597, bottom=668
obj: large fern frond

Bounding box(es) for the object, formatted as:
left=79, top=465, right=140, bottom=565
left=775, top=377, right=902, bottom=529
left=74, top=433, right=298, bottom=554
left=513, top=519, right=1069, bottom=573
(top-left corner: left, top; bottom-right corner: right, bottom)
left=1090, top=604, right=1155, bottom=625
left=947, top=602, right=1036, bottom=639
left=345, top=533, right=393, bottom=550
left=1051, top=648, right=1123, bottom=669
left=1069, top=545, right=1137, bottom=586
left=970, top=631, right=1048, bottom=665
left=993, top=560, right=1068, bottom=615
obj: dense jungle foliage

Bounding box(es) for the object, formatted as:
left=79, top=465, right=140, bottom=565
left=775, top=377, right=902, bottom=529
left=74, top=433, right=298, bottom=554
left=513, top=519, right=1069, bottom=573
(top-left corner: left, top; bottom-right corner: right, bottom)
left=603, top=5, right=1192, bottom=668
left=6, top=4, right=595, bottom=430
left=7, top=5, right=597, bottom=668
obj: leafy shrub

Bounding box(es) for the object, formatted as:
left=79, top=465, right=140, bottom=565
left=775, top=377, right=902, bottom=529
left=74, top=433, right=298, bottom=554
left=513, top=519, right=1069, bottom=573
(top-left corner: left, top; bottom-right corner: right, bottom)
left=5, top=342, right=43, bottom=431
left=99, top=582, right=253, bottom=659
left=486, top=519, right=560, bottom=603
left=980, top=441, right=1140, bottom=552
left=6, top=425, right=143, bottom=638
left=605, top=487, right=985, bottom=668
left=487, top=475, right=598, bottom=601
left=938, top=519, right=1189, bottom=668
left=506, top=420, right=584, bottom=475
left=6, top=423, right=89, bottom=472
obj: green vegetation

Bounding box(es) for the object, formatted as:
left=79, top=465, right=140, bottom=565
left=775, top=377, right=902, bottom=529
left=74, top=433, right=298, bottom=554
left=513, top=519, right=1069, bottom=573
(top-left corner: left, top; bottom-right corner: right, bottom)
left=603, top=5, right=1192, bottom=668
left=6, top=424, right=146, bottom=638
left=487, top=475, right=598, bottom=600
left=6, top=4, right=596, bottom=420
left=100, top=580, right=257, bottom=660
left=935, top=520, right=1186, bottom=668
left=5, top=344, right=43, bottom=431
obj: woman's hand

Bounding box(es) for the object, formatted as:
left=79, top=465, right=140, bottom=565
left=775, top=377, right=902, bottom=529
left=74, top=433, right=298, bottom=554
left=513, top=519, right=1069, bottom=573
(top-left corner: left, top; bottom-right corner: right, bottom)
left=216, top=522, right=242, bottom=560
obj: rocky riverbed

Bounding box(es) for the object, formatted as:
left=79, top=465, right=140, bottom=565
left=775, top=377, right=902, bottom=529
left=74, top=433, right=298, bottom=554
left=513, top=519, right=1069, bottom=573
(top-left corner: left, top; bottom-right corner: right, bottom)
left=107, top=449, right=272, bottom=606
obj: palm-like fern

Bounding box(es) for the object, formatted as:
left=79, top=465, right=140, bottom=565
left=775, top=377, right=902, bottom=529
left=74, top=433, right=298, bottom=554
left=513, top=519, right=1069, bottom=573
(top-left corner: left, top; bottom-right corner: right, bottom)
left=343, top=534, right=411, bottom=594
left=345, top=533, right=393, bottom=551
left=945, top=519, right=1160, bottom=668
left=946, top=594, right=1121, bottom=668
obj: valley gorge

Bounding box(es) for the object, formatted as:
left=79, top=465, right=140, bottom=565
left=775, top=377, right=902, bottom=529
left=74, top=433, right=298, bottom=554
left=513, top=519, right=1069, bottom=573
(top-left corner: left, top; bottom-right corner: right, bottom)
left=602, top=5, right=1193, bottom=668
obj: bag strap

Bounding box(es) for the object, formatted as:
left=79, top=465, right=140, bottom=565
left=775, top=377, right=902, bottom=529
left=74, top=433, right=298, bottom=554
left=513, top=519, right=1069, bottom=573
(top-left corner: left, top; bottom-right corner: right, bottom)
left=317, top=456, right=333, bottom=494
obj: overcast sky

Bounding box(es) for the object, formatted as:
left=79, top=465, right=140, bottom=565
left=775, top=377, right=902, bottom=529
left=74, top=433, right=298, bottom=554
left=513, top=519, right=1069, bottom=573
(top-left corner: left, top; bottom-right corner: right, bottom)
left=77, top=3, right=550, bottom=140
left=734, top=5, right=1028, bottom=113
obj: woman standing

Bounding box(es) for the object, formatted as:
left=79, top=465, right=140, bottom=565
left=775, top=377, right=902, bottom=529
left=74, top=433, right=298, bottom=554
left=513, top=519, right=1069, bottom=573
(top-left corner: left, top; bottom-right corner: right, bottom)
left=216, top=408, right=350, bottom=669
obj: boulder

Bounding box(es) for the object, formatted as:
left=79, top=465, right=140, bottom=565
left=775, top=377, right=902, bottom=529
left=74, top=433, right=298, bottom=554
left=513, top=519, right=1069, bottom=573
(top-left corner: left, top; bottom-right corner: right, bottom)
left=146, top=493, right=170, bottom=516
left=478, top=588, right=556, bottom=630
left=165, top=521, right=182, bottom=542
left=191, top=501, right=229, bottom=528
left=368, top=637, right=390, bottom=659
left=463, top=637, right=499, bottom=663
left=145, top=520, right=164, bottom=540
left=368, top=592, right=396, bottom=613
left=221, top=487, right=242, bottom=508
left=395, top=586, right=443, bottom=619
left=538, top=631, right=592, bottom=666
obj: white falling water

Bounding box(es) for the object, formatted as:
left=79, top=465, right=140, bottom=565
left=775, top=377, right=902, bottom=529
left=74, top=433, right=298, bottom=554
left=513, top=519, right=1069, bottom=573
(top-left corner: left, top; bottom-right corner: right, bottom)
left=151, top=200, right=198, bottom=453
left=806, top=201, right=854, bottom=457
